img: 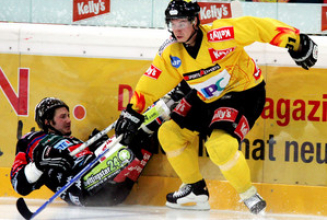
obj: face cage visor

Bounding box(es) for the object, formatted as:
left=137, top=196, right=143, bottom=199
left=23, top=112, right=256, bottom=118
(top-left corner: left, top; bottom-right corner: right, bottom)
left=166, top=16, right=196, bottom=32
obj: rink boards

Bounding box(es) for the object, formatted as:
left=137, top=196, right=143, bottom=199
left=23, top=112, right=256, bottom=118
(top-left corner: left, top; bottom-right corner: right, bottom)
left=1, top=167, right=327, bottom=216
left=0, top=23, right=326, bottom=217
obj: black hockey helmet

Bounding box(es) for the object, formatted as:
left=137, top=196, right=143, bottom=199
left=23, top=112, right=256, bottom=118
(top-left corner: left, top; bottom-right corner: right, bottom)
left=165, top=0, right=200, bottom=25
left=35, top=97, right=69, bottom=130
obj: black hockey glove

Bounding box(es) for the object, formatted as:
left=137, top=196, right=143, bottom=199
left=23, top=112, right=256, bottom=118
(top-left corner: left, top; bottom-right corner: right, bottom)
left=88, top=128, right=109, bottom=152
left=163, top=80, right=191, bottom=110
left=171, top=89, right=204, bottom=131
left=33, top=144, right=74, bottom=173
left=169, top=80, right=191, bottom=102
left=115, top=104, right=144, bottom=146
left=288, top=34, right=318, bottom=70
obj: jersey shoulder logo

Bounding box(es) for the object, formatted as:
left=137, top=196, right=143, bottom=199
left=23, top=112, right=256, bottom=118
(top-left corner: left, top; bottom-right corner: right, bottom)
left=170, top=55, right=182, bottom=68
left=207, top=26, right=234, bottom=42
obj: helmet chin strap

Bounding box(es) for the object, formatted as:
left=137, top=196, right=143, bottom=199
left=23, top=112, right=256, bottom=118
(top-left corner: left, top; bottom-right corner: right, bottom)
left=184, top=24, right=198, bottom=46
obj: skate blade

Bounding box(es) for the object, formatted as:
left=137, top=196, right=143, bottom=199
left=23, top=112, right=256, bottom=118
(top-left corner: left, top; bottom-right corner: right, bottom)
left=166, top=201, right=210, bottom=211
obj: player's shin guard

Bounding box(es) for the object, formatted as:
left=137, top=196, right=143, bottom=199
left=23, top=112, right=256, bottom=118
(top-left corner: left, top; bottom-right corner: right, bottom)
left=206, top=130, right=252, bottom=193
left=220, top=152, right=266, bottom=214
left=166, top=179, right=210, bottom=210
left=206, top=130, right=266, bottom=214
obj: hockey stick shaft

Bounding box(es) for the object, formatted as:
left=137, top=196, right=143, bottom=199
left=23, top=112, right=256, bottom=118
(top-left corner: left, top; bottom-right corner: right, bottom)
left=71, top=97, right=173, bottom=156
left=71, top=99, right=170, bottom=157
left=16, top=135, right=123, bottom=220
left=69, top=120, right=117, bottom=156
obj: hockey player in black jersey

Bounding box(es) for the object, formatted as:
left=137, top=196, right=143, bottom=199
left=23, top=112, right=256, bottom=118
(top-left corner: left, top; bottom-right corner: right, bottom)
left=11, top=82, right=187, bottom=206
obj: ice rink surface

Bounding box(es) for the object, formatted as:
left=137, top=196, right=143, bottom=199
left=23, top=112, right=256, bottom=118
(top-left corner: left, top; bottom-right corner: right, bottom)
left=2, top=197, right=327, bottom=220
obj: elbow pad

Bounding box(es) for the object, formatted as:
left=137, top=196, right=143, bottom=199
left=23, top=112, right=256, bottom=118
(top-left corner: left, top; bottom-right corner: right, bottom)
left=24, top=162, right=44, bottom=184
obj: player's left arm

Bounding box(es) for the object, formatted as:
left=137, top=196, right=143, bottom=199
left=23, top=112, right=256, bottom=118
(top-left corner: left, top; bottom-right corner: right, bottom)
left=264, top=18, right=318, bottom=70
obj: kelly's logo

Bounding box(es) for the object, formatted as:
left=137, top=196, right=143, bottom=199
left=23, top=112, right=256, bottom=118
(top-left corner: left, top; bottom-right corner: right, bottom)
left=73, top=0, right=110, bottom=22
left=207, top=26, right=234, bottom=42
left=144, top=64, right=162, bottom=80
left=234, top=116, right=249, bottom=140
left=198, top=2, right=232, bottom=25
left=210, top=107, right=238, bottom=125
left=173, top=98, right=192, bottom=117
left=208, top=47, right=235, bottom=63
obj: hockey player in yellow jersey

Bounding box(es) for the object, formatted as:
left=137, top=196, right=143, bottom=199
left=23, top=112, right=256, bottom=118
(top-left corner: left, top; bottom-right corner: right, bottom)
left=115, top=0, right=318, bottom=214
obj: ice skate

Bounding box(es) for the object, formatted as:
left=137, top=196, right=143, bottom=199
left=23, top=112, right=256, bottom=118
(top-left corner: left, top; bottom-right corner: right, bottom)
left=244, top=192, right=266, bottom=214
left=241, top=186, right=266, bottom=214
left=166, top=179, right=210, bottom=210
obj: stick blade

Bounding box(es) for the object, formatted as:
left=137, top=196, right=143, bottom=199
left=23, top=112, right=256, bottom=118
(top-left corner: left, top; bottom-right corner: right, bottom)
left=16, top=198, right=34, bottom=220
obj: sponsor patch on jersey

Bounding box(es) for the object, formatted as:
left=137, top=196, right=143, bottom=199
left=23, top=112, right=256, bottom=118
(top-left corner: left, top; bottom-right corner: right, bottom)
left=207, top=26, right=234, bottom=42
left=170, top=56, right=182, bottom=68
left=144, top=64, right=162, bottom=80
left=190, top=69, right=231, bottom=100
left=210, top=107, right=238, bottom=126
left=54, top=139, right=73, bottom=150
left=208, top=47, right=235, bottom=63
left=173, top=98, right=192, bottom=117
left=234, top=115, right=249, bottom=140
left=183, top=64, right=221, bottom=81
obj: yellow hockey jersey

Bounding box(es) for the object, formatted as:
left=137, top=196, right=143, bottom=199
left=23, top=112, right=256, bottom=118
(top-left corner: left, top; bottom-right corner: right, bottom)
left=130, top=16, right=300, bottom=114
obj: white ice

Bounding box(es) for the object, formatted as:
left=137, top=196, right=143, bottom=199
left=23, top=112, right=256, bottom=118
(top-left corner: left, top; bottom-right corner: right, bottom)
left=2, top=197, right=326, bottom=220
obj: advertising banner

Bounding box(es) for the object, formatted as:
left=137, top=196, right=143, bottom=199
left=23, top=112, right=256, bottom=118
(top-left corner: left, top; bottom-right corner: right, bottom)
left=0, top=54, right=326, bottom=187
left=198, top=2, right=232, bottom=24
left=73, top=0, right=110, bottom=22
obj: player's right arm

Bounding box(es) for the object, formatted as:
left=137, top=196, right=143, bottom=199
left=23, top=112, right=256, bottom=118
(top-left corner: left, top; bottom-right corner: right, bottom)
left=116, top=38, right=184, bottom=145
left=130, top=39, right=184, bottom=114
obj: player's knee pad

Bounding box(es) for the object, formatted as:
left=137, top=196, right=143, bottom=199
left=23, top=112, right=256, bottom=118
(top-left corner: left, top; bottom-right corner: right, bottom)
left=206, top=129, right=239, bottom=166
left=158, top=120, right=199, bottom=156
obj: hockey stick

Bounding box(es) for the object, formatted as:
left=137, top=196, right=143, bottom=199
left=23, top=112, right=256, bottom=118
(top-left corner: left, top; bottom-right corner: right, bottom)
left=16, top=134, right=123, bottom=220
left=69, top=120, right=117, bottom=156
left=70, top=98, right=171, bottom=156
